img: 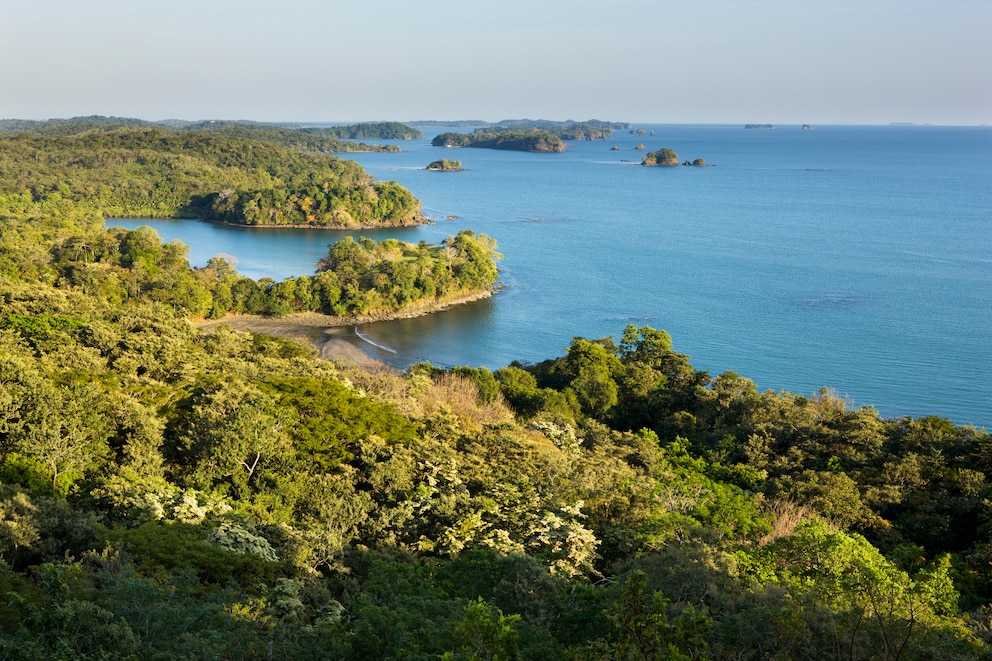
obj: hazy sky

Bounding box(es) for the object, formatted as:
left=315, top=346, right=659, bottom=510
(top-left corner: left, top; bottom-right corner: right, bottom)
left=2, top=0, right=989, bottom=125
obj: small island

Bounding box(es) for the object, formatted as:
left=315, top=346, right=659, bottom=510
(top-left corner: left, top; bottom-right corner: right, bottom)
left=432, top=128, right=565, bottom=153
left=641, top=147, right=679, bottom=166
left=425, top=159, right=463, bottom=171
left=430, top=120, right=632, bottom=153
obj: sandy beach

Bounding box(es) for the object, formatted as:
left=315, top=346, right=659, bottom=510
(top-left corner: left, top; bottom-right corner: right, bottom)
left=194, top=313, right=377, bottom=364
left=192, top=290, right=493, bottom=366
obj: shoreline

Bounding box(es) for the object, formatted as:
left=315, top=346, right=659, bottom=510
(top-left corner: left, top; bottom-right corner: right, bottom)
left=196, top=213, right=432, bottom=231
left=192, top=289, right=494, bottom=365
left=106, top=213, right=433, bottom=231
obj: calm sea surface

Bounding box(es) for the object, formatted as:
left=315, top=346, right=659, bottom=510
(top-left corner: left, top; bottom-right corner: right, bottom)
left=112, top=124, right=992, bottom=428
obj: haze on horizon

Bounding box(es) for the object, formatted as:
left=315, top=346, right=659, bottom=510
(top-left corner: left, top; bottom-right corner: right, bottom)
left=1, top=0, right=989, bottom=126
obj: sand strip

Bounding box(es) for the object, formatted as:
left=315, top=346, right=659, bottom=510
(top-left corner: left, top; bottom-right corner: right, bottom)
left=191, top=290, right=493, bottom=365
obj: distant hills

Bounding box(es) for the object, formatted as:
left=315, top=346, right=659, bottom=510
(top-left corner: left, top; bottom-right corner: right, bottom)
left=0, top=116, right=421, bottom=144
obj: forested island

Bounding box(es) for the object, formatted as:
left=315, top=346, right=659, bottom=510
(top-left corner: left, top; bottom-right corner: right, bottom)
left=641, top=149, right=708, bottom=167
left=431, top=120, right=629, bottom=153
left=433, top=128, right=566, bottom=153
left=426, top=159, right=463, bottom=171
left=0, top=120, right=991, bottom=659
left=414, top=118, right=628, bottom=137
left=0, top=123, right=423, bottom=228
left=641, top=147, right=679, bottom=166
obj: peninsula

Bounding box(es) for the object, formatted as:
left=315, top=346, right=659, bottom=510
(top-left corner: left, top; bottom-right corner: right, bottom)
left=171, top=229, right=498, bottom=322
left=0, top=120, right=425, bottom=228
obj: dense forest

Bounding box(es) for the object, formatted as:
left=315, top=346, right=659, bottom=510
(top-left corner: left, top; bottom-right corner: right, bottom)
left=485, top=120, right=628, bottom=140
left=304, top=122, right=422, bottom=141
left=0, top=128, right=991, bottom=659
left=0, top=126, right=422, bottom=228
left=426, top=160, right=463, bottom=171
left=642, top=148, right=680, bottom=166
left=413, top=119, right=630, bottom=138
left=430, top=121, right=631, bottom=152
left=432, top=129, right=566, bottom=153
left=0, top=117, right=421, bottom=151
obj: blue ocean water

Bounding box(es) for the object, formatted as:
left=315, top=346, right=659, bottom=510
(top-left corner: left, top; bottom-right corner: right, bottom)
left=112, top=124, right=992, bottom=428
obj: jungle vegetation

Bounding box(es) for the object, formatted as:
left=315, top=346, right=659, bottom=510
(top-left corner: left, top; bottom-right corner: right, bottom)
left=426, top=160, right=463, bottom=171
left=0, top=117, right=420, bottom=151
left=430, top=120, right=630, bottom=153
left=432, top=129, right=566, bottom=153
left=0, top=125, right=422, bottom=228
left=642, top=148, right=680, bottom=166
left=411, top=119, right=629, bottom=135
left=485, top=120, right=628, bottom=140
left=0, top=136, right=990, bottom=660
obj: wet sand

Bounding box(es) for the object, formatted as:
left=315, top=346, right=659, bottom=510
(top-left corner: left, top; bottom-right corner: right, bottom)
left=193, top=313, right=377, bottom=365
left=192, top=290, right=493, bottom=366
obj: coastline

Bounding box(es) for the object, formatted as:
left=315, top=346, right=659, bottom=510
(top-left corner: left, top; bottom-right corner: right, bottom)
left=196, top=213, right=432, bottom=231
left=192, top=289, right=494, bottom=365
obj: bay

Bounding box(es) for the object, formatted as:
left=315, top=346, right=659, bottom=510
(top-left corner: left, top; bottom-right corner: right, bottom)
left=111, top=124, right=992, bottom=428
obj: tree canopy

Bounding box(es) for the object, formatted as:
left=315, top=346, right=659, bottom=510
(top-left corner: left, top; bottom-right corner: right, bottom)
left=0, top=126, right=422, bottom=227
left=642, top=147, right=679, bottom=166
left=432, top=129, right=566, bottom=153
left=0, top=125, right=989, bottom=659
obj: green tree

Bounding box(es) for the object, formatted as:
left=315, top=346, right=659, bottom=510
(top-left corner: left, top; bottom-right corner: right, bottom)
left=171, top=380, right=293, bottom=498
left=642, top=148, right=679, bottom=166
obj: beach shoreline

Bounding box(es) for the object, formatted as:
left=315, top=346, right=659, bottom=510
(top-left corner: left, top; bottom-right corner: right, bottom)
left=191, top=289, right=493, bottom=366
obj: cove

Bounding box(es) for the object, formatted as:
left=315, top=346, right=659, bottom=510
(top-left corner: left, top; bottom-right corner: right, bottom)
left=111, top=124, right=992, bottom=428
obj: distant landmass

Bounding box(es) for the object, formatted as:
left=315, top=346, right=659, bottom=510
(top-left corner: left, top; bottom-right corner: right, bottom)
left=433, top=128, right=565, bottom=153
left=0, top=120, right=424, bottom=228
left=0, top=116, right=420, bottom=152
left=745, top=124, right=775, bottom=129
left=430, top=120, right=630, bottom=153
left=412, top=118, right=630, bottom=132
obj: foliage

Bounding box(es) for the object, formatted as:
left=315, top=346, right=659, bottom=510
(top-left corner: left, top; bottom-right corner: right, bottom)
left=432, top=129, right=565, bottom=153
left=0, top=153, right=989, bottom=658
left=314, top=231, right=501, bottom=315
left=0, top=126, right=421, bottom=227
left=427, top=159, right=463, bottom=171
left=305, top=121, right=422, bottom=141
left=0, top=115, right=416, bottom=151
left=642, top=148, right=680, bottom=166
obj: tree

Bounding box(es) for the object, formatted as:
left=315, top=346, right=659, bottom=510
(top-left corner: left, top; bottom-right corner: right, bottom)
left=551, top=339, right=623, bottom=418
left=10, top=381, right=113, bottom=494
left=642, top=148, right=679, bottom=167
left=172, top=380, right=293, bottom=498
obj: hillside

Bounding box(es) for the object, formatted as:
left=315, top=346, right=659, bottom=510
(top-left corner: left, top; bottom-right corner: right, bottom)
left=0, top=126, right=422, bottom=228
left=0, top=144, right=989, bottom=659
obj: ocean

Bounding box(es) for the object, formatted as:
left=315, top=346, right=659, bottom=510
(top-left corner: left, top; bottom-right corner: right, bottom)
left=111, top=124, right=992, bottom=428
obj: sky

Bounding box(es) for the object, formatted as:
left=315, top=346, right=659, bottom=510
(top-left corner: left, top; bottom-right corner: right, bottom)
left=2, top=0, right=989, bottom=125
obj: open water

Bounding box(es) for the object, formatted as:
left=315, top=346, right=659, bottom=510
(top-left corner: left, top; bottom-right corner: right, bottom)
left=112, top=124, right=992, bottom=428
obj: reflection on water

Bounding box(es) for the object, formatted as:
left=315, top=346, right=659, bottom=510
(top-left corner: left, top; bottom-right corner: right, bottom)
left=356, top=298, right=498, bottom=368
